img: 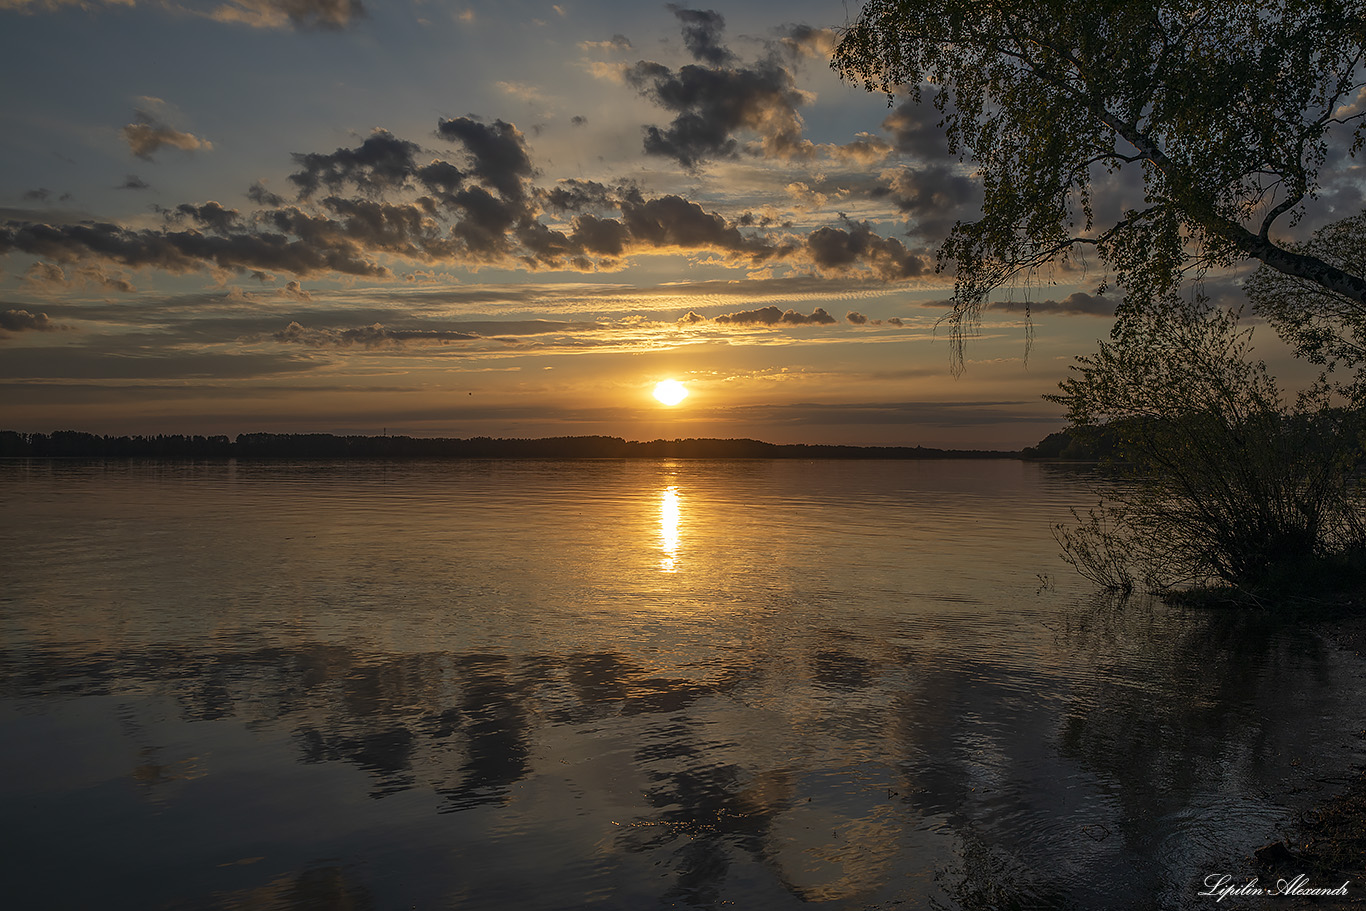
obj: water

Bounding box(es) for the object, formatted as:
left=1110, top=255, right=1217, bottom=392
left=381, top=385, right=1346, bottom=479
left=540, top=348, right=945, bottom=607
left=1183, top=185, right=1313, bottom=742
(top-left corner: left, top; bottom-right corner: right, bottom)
left=1, top=459, right=1362, bottom=910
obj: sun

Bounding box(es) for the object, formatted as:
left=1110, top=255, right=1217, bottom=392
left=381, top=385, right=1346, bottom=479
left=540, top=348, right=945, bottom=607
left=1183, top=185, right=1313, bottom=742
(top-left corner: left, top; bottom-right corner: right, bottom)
left=653, top=379, right=689, bottom=406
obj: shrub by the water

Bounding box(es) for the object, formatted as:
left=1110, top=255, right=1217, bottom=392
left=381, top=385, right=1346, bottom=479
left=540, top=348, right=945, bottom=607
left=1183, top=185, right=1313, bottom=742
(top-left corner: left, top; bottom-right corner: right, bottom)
left=1048, top=298, right=1366, bottom=594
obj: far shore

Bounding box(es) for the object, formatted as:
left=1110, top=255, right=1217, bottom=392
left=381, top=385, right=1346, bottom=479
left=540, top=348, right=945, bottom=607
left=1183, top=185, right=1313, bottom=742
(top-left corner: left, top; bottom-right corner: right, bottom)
left=0, top=430, right=1022, bottom=461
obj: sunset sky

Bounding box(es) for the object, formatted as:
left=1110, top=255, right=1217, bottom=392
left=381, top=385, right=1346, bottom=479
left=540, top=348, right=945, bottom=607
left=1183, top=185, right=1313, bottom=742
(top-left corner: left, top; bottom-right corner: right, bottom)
left=2, top=0, right=1356, bottom=447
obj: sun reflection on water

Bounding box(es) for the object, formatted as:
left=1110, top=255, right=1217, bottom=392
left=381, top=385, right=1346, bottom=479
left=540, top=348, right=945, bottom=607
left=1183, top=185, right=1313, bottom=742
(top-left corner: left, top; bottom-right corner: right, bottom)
left=660, top=486, right=680, bottom=572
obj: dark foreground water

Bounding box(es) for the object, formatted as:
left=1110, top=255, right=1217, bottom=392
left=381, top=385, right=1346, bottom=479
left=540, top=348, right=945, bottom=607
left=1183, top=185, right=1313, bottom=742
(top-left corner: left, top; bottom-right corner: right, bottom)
left=1, top=459, right=1363, bottom=910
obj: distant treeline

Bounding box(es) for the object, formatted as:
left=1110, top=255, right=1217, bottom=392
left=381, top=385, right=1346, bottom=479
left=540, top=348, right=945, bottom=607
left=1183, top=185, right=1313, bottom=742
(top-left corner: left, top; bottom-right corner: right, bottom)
left=0, top=430, right=1018, bottom=460
left=1020, top=425, right=1126, bottom=461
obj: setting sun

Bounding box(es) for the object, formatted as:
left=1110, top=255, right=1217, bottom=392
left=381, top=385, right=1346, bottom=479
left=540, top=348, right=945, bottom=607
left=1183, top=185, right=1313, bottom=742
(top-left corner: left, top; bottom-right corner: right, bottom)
left=652, top=380, right=689, bottom=406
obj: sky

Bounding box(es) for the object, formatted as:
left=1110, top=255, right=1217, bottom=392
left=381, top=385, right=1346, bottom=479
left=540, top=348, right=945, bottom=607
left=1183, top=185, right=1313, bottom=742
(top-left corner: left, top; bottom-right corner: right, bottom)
left=0, top=0, right=1358, bottom=448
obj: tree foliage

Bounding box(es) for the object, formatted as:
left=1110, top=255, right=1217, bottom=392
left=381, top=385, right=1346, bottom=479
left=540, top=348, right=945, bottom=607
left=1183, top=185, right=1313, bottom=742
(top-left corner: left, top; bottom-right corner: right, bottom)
left=834, top=0, right=1366, bottom=368
left=1247, top=211, right=1366, bottom=379
left=1048, top=298, right=1366, bottom=589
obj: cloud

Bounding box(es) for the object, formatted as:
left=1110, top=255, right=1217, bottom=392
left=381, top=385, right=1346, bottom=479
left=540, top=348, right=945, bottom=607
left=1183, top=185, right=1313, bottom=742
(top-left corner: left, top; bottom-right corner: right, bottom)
left=121, top=103, right=212, bottom=160
left=668, top=5, right=733, bottom=66
left=0, top=217, right=392, bottom=278
left=777, top=24, right=836, bottom=60
left=874, top=164, right=982, bottom=240
left=543, top=178, right=622, bottom=213
left=247, top=181, right=287, bottom=207
left=496, top=81, right=549, bottom=104
left=0, top=307, right=74, bottom=338
left=288, top=129, right=423, bottom=199
left=988, top=292, right=1115, bottom=317
left=826, top=132, right=892, bottom=165
left=117, top=174, right=151, bottom=190
left=618, top=194, right=780, bottom=260
left=2, top=0, right=366, bottom=30
left=272, top=320, right=480, bottom=347
left=625, top=58, right=813, bottom=166
left=805, top=221, right=928, bottom=280
left=881, top=90, right=955, bottom=162
left=0, top=114, right=932, bottom=283
left=206, top=0, right=366, bottom=30
left=579, top=34, right=631, bottom=51
left=915, top=292, right=1116, bottom=317
left=620, top=15, right=890, bottom=169
left=846, top=310, right=868, bottom=325
left=23, top=261, right=136, bottom=293
left=711, top=305, right=836, bottom=326
left=623, top=9, right=815, bottom=168
left=21, top=188, right=51, bottom=202
left=434, top=117, right=535, bottom=202
left=166, top=201, right=243, bottom=232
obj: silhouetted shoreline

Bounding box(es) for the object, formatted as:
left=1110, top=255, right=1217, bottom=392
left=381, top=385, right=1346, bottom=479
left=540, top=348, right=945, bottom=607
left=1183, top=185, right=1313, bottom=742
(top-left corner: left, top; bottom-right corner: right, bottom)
left=0, top=430, right=1020, bottom=460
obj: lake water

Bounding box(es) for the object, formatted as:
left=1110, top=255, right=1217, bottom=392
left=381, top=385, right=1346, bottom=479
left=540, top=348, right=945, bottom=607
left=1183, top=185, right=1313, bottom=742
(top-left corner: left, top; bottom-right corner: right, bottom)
left=1, top=459, right=1363, bottom=910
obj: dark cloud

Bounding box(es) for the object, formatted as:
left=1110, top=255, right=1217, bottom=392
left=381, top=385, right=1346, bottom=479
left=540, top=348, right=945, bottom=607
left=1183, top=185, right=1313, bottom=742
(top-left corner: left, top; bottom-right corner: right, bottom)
left=846, top=310, right=868, bottom=325
left=22, top=188, right=51, bottom=202
left=567, top=214, right=628, bottom=257
left=712, top=305, right=835, bottom=326
left=448, top=187, right=521, bottom=260
left=118, top=175, right=151, bottom=190
left=264, top=198, right=453, bottom=264
left=736, top=210, right=781, bottom=227
left=0, top=114, right=926, bottom=284
left=247, top=181, right=286, bottom=207
left=0, top=308, right=69, bottom=337
left=917, top=292, right=1116, bottom=317
left=570, top=115, right=588, bottom=127
left=0, top=218, right=390, bottom=278
left=989, top=292, right=1115, bottom=317
left=873, top=165, right=982, bottom=241
left=121, top=107, right=212, bottom=160
left=543, top=179, right=620, bottom=213
left=168, top=201, right=243, bottom=232
left=620, top=194, right=774, bottom=258
left=621, top=16, right=895, bottom=169
left=626, top=59, right=811, bottom=167
left=434, top=117, right=534, bottom=202
left=272, top=320, right=480, bottom=347
left=805, top=221, right=927, bottom=280
left=881, top=90, right=955, bottom=162
left=668, top=6, right=734, bottom=66
left=288, top=130, right=423, bottom=199
left=624, top=9, right=814, bottom=169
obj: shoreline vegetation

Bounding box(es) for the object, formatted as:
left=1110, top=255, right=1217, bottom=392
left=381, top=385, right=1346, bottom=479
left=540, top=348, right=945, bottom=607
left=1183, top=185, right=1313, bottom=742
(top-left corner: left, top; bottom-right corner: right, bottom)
left=0, top=430, right=1019, bottom=461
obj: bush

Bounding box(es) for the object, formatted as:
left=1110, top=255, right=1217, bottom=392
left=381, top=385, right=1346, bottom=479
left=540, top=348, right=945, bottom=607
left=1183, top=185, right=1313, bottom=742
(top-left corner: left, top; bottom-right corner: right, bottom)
left=1049, top=297, right=1366, bottom=592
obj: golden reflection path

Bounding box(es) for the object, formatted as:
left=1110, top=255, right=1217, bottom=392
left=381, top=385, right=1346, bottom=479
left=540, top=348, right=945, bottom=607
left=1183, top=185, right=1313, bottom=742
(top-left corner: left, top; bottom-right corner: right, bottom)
left=660, top=486, right=680, bottom=572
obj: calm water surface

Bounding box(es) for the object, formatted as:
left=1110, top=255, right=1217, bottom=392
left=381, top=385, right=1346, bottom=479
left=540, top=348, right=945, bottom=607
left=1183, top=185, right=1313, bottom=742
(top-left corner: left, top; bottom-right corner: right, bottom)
left=1, top=459, right=1363, bottom=910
